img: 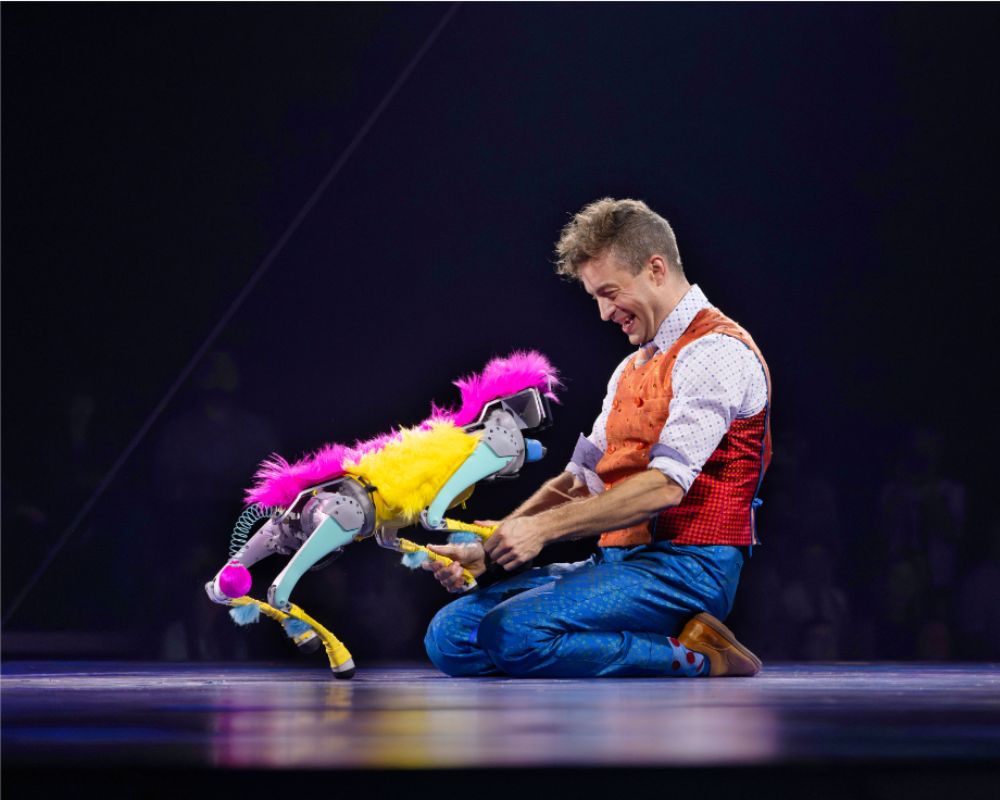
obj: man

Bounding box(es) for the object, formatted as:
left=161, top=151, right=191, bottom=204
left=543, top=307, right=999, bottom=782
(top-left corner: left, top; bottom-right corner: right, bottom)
left=422, top=198, right=770, bottom=678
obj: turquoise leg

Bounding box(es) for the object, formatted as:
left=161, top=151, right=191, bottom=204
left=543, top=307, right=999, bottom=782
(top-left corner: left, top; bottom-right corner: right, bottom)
left=268, top=516, right=358, bottom=609
left=425, top=441, right=513, bottom=528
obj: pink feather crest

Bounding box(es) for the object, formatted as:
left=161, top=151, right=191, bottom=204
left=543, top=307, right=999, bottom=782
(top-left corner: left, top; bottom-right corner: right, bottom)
left=440, top=350, right=561, bottom=427
left=244, top=442, right=356, bottom=508
left=244, top=350, right=560, bottom=507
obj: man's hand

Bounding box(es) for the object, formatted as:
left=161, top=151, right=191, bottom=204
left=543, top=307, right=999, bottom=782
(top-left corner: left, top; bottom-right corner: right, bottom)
left=422, top=542, right=487, bottom=592
left=483, top=516, right=549, bottom=571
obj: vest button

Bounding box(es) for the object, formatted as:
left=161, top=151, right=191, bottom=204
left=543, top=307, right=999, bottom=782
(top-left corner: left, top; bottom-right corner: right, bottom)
left=633, top=397, right=644, bottom=407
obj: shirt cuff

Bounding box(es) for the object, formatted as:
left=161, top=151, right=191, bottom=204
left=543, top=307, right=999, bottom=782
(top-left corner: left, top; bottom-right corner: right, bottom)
left=566, top=433, right=607, bottom=496
left=648, top=443, right=697, bottom=494
left=569, top=433, right=603, bottom=471
left=565, top=460, right=585, bottom=481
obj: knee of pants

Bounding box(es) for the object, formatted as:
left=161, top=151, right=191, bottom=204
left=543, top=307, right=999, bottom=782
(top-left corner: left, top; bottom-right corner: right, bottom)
left=423, top=602, right=484, bottom=677
left=477, top=605, right=552, bottom=676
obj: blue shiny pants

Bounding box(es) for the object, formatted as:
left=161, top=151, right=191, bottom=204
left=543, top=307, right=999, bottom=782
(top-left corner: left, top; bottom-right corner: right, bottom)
left=424, top=542, right=744, bottom=678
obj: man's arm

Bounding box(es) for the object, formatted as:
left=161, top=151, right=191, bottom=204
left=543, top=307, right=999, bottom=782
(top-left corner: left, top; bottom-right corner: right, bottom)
left=483, top=470, right=683, bottom=569
left=505, top=470, right=589, bottom=519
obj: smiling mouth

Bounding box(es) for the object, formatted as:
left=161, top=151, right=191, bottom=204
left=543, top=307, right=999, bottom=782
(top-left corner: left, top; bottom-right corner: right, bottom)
left=619, top=314, right=637, bottom=335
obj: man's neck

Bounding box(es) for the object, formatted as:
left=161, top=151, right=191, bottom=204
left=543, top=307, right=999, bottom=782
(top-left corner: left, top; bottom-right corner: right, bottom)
left=650, top=278, right=692, bottom=340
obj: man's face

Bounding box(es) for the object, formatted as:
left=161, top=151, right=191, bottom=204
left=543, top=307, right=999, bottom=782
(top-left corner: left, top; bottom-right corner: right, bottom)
left=578, top=251, right=664, bottom=346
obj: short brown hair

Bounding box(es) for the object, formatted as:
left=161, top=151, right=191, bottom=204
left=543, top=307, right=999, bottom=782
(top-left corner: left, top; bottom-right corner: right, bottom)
left=554, top=197, right=682, bottom=279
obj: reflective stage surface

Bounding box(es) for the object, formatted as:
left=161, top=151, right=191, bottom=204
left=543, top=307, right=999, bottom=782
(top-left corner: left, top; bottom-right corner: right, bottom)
left=3, top=661, right=999, bottom=771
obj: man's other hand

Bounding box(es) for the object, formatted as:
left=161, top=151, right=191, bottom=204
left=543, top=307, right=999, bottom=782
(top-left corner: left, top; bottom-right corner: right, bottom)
left=484, top=516, right=548, bottom=571
left=422, top=542, right=487, bottom=592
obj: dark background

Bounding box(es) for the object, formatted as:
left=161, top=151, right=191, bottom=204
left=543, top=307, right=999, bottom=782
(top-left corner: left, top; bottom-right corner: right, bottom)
left=3, top=3, right=998, bottom=665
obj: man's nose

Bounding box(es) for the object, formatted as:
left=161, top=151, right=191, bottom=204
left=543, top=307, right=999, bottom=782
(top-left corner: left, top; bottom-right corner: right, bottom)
left=597, top=297, right=614, bottom=321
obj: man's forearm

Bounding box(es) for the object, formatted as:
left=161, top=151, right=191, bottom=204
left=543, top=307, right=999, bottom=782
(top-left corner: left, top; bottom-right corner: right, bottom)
left=535, top=470, right=683, bottom=544
left=483, top=470, right=685, bottom=571
left=507, top=471, right=586, bottom=519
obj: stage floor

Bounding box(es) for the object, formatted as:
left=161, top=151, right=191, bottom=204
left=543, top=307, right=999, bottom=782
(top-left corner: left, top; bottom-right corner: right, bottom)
left=3, top=660, right=999, bottom=771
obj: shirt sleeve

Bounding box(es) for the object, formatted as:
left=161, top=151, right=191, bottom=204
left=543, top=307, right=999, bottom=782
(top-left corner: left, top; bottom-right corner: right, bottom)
left=648, top=334, right=767, bottom=493
left=565, top=354, right=632, bottom=493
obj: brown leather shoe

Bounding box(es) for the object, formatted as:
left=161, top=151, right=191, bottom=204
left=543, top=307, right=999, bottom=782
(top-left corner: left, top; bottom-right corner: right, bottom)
left=678, top=612, right=763, bottom=677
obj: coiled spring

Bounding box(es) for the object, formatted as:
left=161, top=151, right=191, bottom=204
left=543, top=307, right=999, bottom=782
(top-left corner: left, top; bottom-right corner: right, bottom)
left=230, top=503, right=282, bottom=558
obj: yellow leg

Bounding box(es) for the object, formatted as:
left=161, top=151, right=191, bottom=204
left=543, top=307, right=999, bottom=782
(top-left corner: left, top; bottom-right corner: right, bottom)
left=441, top=518, right=496, bottom=539
left=228, top=596, right=354, bottom=675
left=230, top=594, right=291, bottom=622
left=397, top=537, right=477, bottom=586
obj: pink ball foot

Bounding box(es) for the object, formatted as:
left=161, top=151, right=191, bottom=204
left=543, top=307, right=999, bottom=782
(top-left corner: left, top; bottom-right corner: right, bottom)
left=218, top=560, right=252, bottom=598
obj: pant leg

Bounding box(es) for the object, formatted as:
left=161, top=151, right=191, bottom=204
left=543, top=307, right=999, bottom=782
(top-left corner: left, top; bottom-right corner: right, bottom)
left=424, top=557, right=597, bottom=676
left=476, top=543, right=744, bottom=678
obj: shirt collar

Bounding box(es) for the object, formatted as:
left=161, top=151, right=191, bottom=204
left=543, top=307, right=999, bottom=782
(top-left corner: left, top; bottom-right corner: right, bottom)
left=648, top=284, right=712, bottom=355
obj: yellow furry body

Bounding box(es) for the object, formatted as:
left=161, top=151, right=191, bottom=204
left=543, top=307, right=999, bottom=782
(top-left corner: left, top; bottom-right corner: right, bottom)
left=345, top=422, right=480, bottom=527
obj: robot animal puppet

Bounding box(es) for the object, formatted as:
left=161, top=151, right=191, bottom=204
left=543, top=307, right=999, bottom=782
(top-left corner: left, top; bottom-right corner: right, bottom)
left=205, top=351, right=559, bottom=678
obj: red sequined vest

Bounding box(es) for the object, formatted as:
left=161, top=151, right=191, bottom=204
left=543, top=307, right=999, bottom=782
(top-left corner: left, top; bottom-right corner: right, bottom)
left=595, top=307, right=772, bottom=548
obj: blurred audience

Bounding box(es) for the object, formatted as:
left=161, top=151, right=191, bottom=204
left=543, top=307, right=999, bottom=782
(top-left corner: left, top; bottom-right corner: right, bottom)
left=150, top=351, right=280, bottom=660
left=736, top=430, right=848, bottom=659
left=736, top=424, right=989, bottom=663
left=955, top=518, right=1000, bottom=660
left=876, top=427, right=967, bottom=660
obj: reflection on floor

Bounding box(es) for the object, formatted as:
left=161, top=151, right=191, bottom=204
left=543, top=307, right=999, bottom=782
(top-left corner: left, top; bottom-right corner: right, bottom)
left=3, top=661, right=999, bottom=772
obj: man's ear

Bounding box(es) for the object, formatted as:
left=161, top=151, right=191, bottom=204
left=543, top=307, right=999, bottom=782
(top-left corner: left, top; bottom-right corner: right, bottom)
left=647, top=254, right=669, bottom=285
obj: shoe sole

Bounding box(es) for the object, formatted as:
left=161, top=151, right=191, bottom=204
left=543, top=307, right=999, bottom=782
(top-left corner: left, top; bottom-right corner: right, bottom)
left=690, top=612, right=763, bottom=673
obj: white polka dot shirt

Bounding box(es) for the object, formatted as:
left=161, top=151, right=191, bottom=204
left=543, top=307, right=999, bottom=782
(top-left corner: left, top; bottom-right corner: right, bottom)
left=566, top=284, right=768, bottom=495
